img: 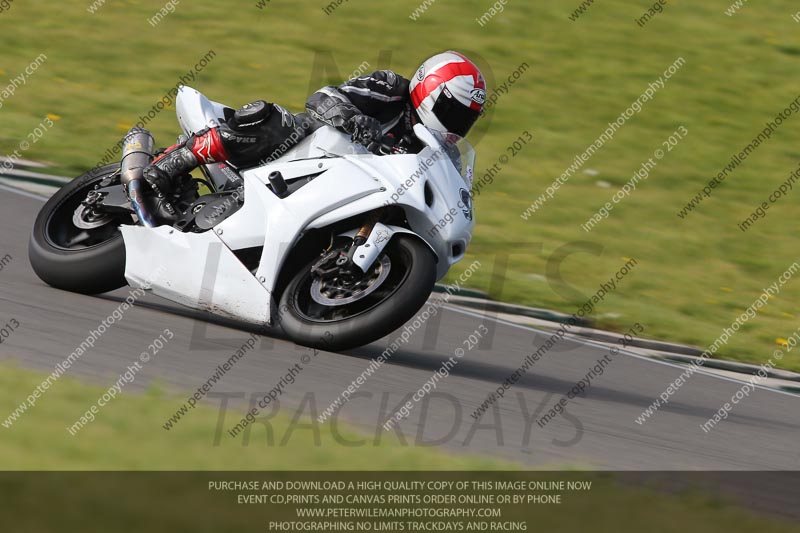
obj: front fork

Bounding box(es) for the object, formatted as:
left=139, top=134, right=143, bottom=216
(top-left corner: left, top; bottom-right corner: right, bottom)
left=311, top=209, right=385, bottom=281
left=345, top=208, right=384, bottom=266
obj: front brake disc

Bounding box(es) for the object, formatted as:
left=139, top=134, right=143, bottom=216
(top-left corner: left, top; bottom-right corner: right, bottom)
left=310, top=254, right=392, bottom=306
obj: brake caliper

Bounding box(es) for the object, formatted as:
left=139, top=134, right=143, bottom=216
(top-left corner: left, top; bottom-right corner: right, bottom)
left=310, top=248, right=351, bottom=281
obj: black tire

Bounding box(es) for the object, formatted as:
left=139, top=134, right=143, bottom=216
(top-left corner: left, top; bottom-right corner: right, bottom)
left=28, top=163, right=131, bottom=295
left=278, top=235, right=436, bottom=351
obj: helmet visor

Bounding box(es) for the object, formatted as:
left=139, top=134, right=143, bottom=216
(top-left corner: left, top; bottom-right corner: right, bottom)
left=431, top=89, right=481, bottom=137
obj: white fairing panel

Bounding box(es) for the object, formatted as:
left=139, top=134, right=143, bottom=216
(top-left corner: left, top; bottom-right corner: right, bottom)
left=302, top=145, right=475, bottom=279
left=121, top=225, right=271, bottom=324
left=176, top=86, right=228, bottom=135
left=214, top=158, right=385, bottom=294
left=278, top=126, right=371, bottom=160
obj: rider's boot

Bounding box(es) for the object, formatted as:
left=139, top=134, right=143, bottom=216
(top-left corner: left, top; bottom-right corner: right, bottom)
left=139, top=174, right=199, bottom=226
left=142, top=130, right=226, bottom=225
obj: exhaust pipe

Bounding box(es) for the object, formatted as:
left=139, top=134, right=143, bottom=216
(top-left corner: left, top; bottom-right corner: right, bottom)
left=120, top=127, right=157, bottom=227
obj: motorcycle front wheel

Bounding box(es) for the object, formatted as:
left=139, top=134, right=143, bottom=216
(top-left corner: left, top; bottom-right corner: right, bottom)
left=278, top=235, right=436, bottom=351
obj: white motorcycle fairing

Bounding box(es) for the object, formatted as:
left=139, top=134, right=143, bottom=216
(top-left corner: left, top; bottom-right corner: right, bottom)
left=121, top=86, right=475, bottom=326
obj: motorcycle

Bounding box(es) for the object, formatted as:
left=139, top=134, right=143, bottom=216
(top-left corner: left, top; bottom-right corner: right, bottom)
left=28, top=86, right=477, bottom=350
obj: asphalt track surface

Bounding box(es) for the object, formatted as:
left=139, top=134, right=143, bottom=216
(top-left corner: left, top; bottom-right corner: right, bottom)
left=1, top=183, right=799, bottom=472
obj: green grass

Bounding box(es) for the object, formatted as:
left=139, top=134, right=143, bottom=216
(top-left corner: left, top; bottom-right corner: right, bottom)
left=0, top=1, right=799, bottom=369
left=1, top=363, right=799, bottom=532
left=0, top=362, right=501, bottom=470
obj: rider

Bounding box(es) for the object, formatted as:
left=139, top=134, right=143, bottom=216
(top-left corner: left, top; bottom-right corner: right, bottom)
left=306, top=50, right=486, bottom=154
left=142, top=51, right=486, bottom=224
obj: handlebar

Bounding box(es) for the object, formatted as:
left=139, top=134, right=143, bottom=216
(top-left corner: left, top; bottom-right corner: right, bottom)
left=367, top=135, right=408, bottom=156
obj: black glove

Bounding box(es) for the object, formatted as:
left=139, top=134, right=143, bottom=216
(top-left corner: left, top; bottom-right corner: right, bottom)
left=143, top=144, right=198, bottom=196
left=347, top=115, right=383, bottom=148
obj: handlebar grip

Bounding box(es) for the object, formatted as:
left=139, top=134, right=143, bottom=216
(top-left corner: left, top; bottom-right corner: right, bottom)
left=368, top=136, right=408, bottom=156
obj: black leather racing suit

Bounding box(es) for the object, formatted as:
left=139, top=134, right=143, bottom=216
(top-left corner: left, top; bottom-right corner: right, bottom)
left=305, top=69, right=423, bottom=153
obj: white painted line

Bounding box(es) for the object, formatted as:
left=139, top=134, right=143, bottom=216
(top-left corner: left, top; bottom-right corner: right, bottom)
left=442, top=303, right=800, bottom=400
left=0, top=168, right=69, bottom=181
left=0, top=182, right=47, bottom=201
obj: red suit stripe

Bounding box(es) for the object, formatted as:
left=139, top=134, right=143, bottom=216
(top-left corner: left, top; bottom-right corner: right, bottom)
left=151, top=128, right=230, bottom=165
left=189, top=128, right=230, bottom=164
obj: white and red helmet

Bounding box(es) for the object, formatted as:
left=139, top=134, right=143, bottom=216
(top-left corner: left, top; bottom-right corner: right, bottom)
left=410, top=51, right=487, bottom=137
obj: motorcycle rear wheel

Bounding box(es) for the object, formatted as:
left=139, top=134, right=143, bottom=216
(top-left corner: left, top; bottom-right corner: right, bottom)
left=278, top=235, right=436, bottom=351
left=28, top=164, right=132, bottom=295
